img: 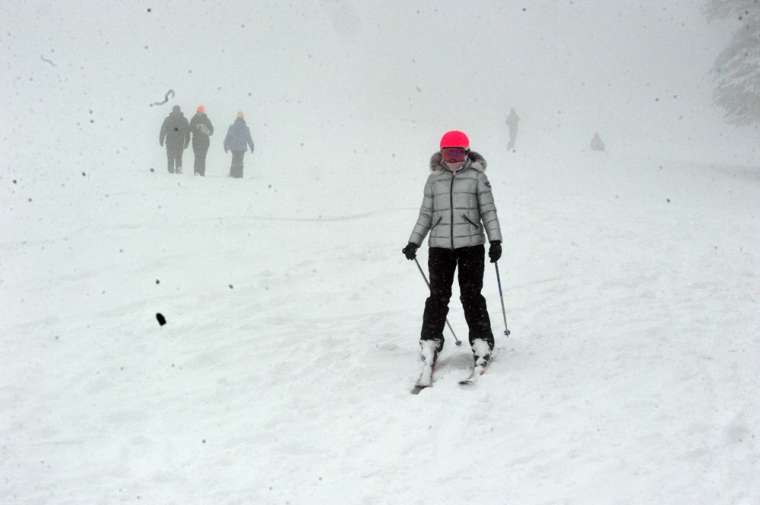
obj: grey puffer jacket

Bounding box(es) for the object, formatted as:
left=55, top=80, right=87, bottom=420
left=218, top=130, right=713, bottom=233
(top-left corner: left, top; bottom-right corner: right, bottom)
left=408, top=151, right=502, bottom=249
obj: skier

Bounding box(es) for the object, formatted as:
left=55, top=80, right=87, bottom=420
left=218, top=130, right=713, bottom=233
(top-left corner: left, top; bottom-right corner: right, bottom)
left=223, top=112, right=255, bottom=178
left=506, top=107, right=520, bottom=151
left=590, top=132, right=605, bottom=152
left=159, top=105, right=190, bottom=174
left=189, top=105, right=214, bottom=176
left=402, top=130, right=503, bottom=384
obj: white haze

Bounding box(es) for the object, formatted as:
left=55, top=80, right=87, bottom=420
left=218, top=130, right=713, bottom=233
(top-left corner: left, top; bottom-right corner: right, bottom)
left=1, top=0, right=755, bottom=178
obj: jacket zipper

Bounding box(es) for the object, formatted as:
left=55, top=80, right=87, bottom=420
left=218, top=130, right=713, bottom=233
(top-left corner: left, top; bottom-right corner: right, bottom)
left=449, top=173, right=455, bottom=249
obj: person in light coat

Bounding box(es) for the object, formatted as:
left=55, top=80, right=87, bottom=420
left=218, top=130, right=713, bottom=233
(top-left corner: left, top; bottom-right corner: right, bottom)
left=402, top=130, right=503, bottom=369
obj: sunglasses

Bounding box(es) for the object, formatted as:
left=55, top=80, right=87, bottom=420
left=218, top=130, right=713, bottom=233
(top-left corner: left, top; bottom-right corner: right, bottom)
left=441, top=147, right=468, bottom=163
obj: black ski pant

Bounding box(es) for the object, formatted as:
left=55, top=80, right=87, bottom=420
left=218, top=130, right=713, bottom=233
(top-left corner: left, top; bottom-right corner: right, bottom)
left=420, top=245, right=494, bottom=349
left=193, top=140, right=209, bottom=176
left=166, top=146, right=183, bottom=173
left=230, top=151, right=245, bottom=178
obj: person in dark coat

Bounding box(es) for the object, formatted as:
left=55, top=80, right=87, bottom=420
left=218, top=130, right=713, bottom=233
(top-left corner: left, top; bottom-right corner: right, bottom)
left=190, top=105, right=214, bottom=176
left=223, top=112, right=255, bottom=178
left=159, top=105, right=190, bottom=174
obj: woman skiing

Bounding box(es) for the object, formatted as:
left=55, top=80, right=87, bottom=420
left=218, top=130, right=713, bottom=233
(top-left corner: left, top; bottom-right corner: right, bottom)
left=402, top=130, right=503, bottom=383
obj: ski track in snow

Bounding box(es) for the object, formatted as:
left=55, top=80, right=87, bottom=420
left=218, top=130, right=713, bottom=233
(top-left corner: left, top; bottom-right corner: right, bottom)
left=1, top=153, right=759, bottom=505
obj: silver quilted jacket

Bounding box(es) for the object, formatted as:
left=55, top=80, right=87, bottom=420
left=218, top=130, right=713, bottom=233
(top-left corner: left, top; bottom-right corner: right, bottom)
left=408, top=151, right=502, bottom=249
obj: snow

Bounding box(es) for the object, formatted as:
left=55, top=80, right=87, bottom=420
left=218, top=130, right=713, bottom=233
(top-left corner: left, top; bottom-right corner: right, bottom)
left=2, top=147, right=758, bottom=504
left=2, top=2, right=760, bottom=504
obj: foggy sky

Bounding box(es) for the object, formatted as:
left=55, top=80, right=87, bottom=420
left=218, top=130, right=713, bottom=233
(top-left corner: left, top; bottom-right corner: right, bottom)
left=0, top=0, right=748, bottom=172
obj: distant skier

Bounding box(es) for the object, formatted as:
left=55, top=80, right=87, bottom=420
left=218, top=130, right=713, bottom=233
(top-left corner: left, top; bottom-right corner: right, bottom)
left=159, top=105, right=190, bottom=174
left=223, top=112, right=255, bottom=178
left=590, top=132, right=605, bottom=152
left=506, top=107, right=520, bottom=151
left=402, top=130, right=503, bottom=385
left=190, top=105, right=214, bottom=176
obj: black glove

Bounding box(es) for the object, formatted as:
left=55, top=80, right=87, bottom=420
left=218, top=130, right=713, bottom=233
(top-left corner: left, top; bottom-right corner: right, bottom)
left=402, top=242, right=419, bottom=260
left=488, top=241, right=502, bottom=263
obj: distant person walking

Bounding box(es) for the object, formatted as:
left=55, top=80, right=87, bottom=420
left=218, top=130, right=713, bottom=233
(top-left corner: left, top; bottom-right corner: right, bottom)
left=159, top=105, right=190, bottom=174
left=590, top=132, right=605, bottom=152
left=190, top=105, right=214, bottom=176
left=223, top=112, right=255, bottom=178
left=506, top=108, right=520, bottom=151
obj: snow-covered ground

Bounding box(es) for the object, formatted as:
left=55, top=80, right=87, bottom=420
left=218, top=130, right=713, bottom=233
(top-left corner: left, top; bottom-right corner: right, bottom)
left=2, top=144, right=758, bottom=504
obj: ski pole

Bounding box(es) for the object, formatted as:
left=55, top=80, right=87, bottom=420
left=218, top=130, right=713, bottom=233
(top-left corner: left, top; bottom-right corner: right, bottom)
left=494, top=261, right=511, bottom=336
left=413, top=257, right=462, bottom=346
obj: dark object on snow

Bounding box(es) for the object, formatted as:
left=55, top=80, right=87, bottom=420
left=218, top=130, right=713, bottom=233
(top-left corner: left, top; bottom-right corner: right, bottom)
left=223, top=113, right=254, bottom=178
left=159, top=105, right=190, bottom=173
left=40, top=55, right=57, bottom=67
left=590, top=132, right=606, bottom=152
left=190, top=107, right=214, bottom=176
left=156, top=313, right=166, bottom=326
left=150, top=89, right=175, bottom=107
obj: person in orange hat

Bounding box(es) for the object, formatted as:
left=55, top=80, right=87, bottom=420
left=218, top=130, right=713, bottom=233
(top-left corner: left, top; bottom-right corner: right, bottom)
left=189, top=105, right=214, bottom=176
left=402, top=130, right=503, bottom=387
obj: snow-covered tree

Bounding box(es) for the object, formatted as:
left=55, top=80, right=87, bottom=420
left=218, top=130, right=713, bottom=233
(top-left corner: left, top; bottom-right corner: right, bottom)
left=708, top=0, right=760, bottom=124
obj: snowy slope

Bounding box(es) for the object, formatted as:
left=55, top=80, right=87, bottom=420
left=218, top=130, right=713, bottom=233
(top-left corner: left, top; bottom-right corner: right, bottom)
left=2, top=146, right=759, bottom=504
left=2, top=1, right=760, bottom=504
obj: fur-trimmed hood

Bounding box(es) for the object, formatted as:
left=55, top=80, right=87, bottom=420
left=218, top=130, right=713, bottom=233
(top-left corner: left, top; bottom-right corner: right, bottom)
left=430, top=151, right=487, bottom=172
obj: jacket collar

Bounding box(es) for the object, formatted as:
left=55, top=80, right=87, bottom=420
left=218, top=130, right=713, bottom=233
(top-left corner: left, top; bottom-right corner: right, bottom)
left=430, top=151, right=487, bottom=173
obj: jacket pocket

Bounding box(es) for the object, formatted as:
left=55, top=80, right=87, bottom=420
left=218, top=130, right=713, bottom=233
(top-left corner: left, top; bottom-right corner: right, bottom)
left=462, top=214, right=480, bottom=229
left=432, top=216, right=443, bottom=229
